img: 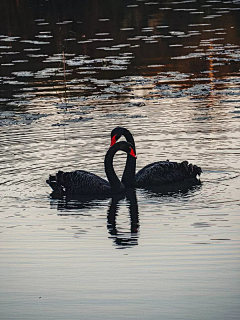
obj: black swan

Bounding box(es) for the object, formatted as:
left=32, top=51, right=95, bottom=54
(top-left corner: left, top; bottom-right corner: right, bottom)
left=46, top=141, right=136, bottom=197
left=110, top=127, right=202, bottom=188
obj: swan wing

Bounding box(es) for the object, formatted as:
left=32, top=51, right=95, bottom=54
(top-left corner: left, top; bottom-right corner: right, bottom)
left=135, top=161, right=201, bottom=187
left=50, top=170, right=111, bottom=195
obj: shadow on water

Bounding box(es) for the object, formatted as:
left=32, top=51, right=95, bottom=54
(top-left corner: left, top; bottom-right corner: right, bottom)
left=49, top=190, right=112, bottom=203
left=50, top=196, right=106, bottom=212
left=139, top=178, right=202, bottom=198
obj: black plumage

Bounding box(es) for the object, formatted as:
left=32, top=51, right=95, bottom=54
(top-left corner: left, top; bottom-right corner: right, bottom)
left=46, top=141, right=136, bottom=197
left=47, top=170, right=111, bottom=196
left=110, top=127, right=202, bottom=188
left=135, top=160, right=201, bottom=187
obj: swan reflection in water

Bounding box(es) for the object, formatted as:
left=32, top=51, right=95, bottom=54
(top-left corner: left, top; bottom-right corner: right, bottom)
left=51, top=189, right=140, bottom=248
left=50, top=180, right=201, bottom=248
left=107, top=189, right=139, bottom=248
left=140, top=179, right=202, bottom=198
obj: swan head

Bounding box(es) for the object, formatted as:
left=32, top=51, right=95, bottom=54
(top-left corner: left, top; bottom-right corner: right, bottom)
left=110, top=127, right=133, bottom=147
left=111, top=133, right=118, bottom=146
left=111, top=141, right=137, bottom=159
left=111, top=127, right=124, bottom=146
left=120, top=141, right=137, bottom=159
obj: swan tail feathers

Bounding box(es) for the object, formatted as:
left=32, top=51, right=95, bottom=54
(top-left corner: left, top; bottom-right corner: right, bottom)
left=181, top=161, right=202, bottom=179
left=46, top=175, right=57, bottom=190
left=193, top=164, right=202, bottom=177
left=46, top=171, right=65, bottom=196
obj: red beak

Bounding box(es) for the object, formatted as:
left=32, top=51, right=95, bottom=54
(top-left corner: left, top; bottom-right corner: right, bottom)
left=110, top=135, right=117, bottom=147
left=130, top=148, right=137, bottom=159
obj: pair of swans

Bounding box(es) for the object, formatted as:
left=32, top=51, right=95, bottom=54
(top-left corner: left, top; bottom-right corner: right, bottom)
left=47, top=127, right=202, bottom=197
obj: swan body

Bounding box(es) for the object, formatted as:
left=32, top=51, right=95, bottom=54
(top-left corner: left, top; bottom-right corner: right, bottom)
left=110, top=127, right=202, bottom=188
left=47, top=170, right=111, bottom=196
left=135, top=160, right=201, bottom=188
left=47, top=141, right=136, bottom=197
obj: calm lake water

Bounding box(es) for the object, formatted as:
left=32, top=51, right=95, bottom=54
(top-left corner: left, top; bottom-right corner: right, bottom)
left=1, top=0, right=240, bottom=319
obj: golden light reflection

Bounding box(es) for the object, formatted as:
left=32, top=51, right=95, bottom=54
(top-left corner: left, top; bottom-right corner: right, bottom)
left=207, top=43, right=216, bottom=105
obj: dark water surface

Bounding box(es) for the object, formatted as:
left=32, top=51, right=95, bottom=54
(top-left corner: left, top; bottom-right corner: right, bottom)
left=1, top=1, right=240, bottom=319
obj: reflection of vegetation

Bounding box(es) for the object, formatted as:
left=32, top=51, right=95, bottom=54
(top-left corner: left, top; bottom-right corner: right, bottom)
left=1, top=0, right=240, bottom=109
left=0, top=0, right=131, bottom=36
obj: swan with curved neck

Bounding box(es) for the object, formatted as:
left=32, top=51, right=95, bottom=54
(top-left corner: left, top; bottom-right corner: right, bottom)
left=47, top=141, right=136, bottom=197
left=110, top=127, right=202, bottom=188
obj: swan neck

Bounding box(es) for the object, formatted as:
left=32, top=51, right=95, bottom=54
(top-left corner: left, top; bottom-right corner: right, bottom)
left=124, top=129, right=136, bottom=152
left=105, top=147, right=124, bottom=193
left=121, top=130, right=136, bottom=187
